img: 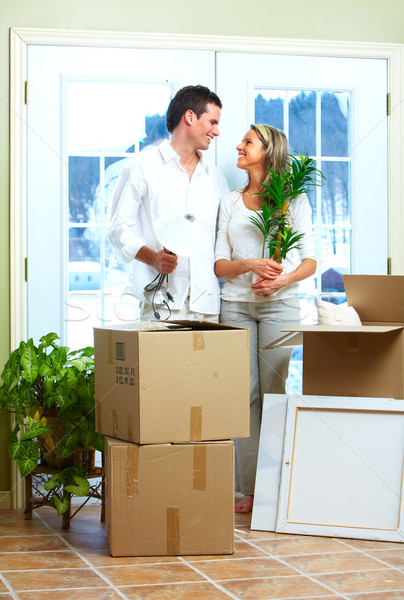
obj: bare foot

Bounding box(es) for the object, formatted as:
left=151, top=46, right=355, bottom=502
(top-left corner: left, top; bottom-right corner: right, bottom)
left=235, top=495, right=253, bottom=513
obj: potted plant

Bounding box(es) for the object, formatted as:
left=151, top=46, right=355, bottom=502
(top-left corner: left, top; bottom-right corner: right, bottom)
left=249, top=153, right=325, bottom=261
left=0, top=332, right=104, bottom=516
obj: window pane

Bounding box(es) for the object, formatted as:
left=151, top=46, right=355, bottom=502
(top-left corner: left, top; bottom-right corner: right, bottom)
left=103, top=156, right=130, bottom=214
left=66, top=82, right=172, bottom=153
left=69, top=156, right=100, bottom=223
left=289, top=91, right=316, bottom=156
left=69, top=226, right=100, bottom=263
left=69, top=261, right=101, bottom=291
left=321, top=161, right=350, bottom=226
left=254, top=90, right=284, bottom=130
left=320, top=228, right=351, bottom=293
left=321, top=92, right=350, bottom=157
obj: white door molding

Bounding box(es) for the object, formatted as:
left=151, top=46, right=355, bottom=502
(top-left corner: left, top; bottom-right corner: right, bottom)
left=9, top=27, right=404, bottom=507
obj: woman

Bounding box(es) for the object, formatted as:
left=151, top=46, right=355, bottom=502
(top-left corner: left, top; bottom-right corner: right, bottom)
left=215, top=124, right=317, bottom=514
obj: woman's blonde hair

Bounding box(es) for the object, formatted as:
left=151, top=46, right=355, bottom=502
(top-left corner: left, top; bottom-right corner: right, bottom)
left=243, top=124, right=290, bottom=203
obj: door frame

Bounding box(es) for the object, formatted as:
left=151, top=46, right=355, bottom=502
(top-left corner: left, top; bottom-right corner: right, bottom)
left=9, top=28, right=404, bottom=507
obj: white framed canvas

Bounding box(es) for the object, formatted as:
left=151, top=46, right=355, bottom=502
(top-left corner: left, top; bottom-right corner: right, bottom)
left=251, top=394, right=288, bottom=531
left=276, top=396, right=404, bottom=542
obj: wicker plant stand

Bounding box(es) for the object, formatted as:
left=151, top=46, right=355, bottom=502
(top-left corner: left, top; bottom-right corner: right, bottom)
left=24, top=448, right=105, bottom=529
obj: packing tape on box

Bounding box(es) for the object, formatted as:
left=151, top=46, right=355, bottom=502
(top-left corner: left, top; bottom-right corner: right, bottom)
left=167, top=506, right=180, bottom=555
left=347, top=333, right=359, bottom=352
left=193, top=445, right=207, bottom=491
left=193, top=331, right=205, bottom=351
left=126, top=446, right=139, bottom=498
left=112, top=409, right=119, bottom=437
left=190, top=406, right=202, bottom=441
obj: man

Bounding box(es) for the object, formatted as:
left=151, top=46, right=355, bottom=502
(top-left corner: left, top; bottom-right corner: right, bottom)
left=107, top=85, right=229, bottom=321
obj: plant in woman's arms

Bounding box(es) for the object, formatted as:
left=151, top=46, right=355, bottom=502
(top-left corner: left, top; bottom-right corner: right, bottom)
left=248, top=201, right=286, bottom=259
left=250, top=153, right=325, bottom=263
left=267, top=226, right=305, bottom=263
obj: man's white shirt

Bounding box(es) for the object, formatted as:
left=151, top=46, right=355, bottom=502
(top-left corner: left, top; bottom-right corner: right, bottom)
left=107, top=140, right=229, bottom=315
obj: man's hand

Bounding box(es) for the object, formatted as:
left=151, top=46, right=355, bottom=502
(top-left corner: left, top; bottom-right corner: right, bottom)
left=155, top=249, right=178, bottom=274
left=136, top=246, right=178, bottom=274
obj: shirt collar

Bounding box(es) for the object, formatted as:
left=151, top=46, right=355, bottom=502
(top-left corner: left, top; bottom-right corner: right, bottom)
left=158, top=139, right=209, bottom=172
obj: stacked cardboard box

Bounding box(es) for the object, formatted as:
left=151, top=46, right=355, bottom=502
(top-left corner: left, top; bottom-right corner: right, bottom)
left=94, top=320, right=250, bottom=556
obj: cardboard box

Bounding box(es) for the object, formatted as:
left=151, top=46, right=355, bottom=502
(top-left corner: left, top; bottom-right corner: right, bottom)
left=266, top=275, right=404, bottom=399
left=105, top=437, right=234, bottom=556
left=94, top=321, right=250, bottom=444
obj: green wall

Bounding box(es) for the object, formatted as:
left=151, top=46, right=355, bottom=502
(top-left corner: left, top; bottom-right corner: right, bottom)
left=0, top=0, right=403, bottom=493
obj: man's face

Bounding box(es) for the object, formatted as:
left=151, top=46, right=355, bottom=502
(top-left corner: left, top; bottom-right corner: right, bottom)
left=192, top=102, right=221, bottom=150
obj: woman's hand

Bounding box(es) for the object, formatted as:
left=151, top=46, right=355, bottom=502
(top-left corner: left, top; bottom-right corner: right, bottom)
left=251, top=274, right=289, bottom=297
left=246, top=258, right=283, bottom=280
left=251, top=258, right=317, bottom=297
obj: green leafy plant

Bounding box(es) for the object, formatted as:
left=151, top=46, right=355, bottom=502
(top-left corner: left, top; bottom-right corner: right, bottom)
left=43, top=466, right=91, bottom=514
left=250, top=153, right=325, bottom=262
left=0, top=332, right=104, bottom=515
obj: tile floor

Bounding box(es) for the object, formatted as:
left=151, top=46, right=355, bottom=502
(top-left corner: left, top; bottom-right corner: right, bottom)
left=1, top=504, right=404, bottom=599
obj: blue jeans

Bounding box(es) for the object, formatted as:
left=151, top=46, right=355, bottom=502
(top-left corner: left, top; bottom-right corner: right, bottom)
left=220, top=296, right=300, bottom=495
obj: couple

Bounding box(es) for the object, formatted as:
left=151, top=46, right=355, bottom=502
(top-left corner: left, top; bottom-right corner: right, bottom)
left=107, top=85, right=317, bottom=514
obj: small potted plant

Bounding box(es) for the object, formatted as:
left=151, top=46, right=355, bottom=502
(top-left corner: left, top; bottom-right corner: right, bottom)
left=0, top=332, right=104, bottom=516
left=249, top=153, right=325, bottom=261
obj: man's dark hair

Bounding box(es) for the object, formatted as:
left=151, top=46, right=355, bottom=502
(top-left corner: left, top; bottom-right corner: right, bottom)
left=166, top=85, right=222, bottom=133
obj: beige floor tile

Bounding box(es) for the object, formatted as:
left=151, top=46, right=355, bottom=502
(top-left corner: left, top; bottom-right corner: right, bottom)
left=315, top=568, right=404, bottom=594
left=284, top=550, right=387, bottom=574
left=0, top=521, right=51, bottom=536
left=190, top=556, right=298, bottom=580
left=367, top=548, right=404, bottom=568
left=121, top=582, right=235, bottom=599
left=0, top=535, right=67, bottom=553
left=80, top=547, right=182, bottom=567
left=221, top=575, right=337, bottom=598
left=17, top=590, right=123, bottom=600
left=0, top=550, right=86, bottom=571
left=60, top=531, right=108, bottom=550
left=0, top=510, right=26, bottom=523
left=36, top=505, right=105, bottom=534
left=4, top=567, right=107, bottom=591
left=99, top=563, right=206, bottom=586
left=234, top=513, right=252, bottom=527
left=348, top=592, right=404, bottom=599
left=339, top=538, right=404, bottom=551
left=253, top=535, right=349, bottom=557
left=235, top=527, right=291, bottom=541
left=186, top=539, right=269, bottom=561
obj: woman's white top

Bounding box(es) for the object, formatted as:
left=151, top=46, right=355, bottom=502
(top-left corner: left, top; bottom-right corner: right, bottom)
left=215, top=190, right=316, bottom=302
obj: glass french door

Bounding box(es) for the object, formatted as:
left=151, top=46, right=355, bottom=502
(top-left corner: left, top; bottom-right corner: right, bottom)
left=27, top=46, right=215, bottom=348
left=215, top=52, right=388, bottom=391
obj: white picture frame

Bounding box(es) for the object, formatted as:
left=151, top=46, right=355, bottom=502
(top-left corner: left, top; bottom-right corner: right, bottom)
left=251, top=394, right=288, bottom=531
left=276, top=396, right=404, bottom=542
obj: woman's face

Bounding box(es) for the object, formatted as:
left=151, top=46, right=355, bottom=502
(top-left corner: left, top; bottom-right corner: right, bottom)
left=236, top=128, right=266, bottom=172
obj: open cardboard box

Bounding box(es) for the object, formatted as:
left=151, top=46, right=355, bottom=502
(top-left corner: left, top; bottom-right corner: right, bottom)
left=105, top=437, right=234, bottom=556
left=264, top=275, right=404, bottom=398
left=94, top=320, right=250, bottom=444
